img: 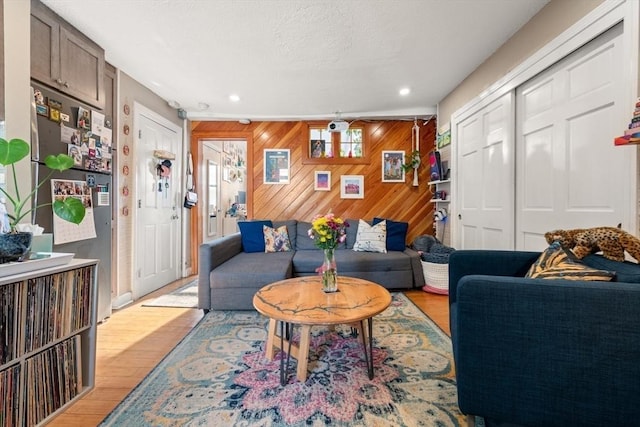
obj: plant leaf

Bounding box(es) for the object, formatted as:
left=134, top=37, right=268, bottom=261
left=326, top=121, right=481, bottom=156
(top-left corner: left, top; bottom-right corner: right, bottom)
left=0, top=138, right=30, bottom=166
left=44, top=154, right=75, bottom=171
left=53, top=197, right=86, bottom=225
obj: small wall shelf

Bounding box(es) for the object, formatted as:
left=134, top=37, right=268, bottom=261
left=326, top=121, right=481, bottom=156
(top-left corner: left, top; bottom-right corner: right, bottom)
left=428, top=179, right=451, bottom=186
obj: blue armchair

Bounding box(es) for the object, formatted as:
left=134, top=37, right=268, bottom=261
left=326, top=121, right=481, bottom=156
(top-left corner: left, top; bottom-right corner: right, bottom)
left=449, top=250, right=640, bottom=427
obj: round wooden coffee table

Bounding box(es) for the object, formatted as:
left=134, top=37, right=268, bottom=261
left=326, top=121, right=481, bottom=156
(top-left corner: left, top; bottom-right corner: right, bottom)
left=253, top=275, right=392, bottom=384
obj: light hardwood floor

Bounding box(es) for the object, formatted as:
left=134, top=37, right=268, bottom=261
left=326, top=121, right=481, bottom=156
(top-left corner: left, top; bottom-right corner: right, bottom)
left=47, top=281, right=450, bottom=426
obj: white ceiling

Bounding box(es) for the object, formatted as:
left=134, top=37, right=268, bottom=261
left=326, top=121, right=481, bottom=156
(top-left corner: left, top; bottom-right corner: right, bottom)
left=41, top=0, right=549, bottom=121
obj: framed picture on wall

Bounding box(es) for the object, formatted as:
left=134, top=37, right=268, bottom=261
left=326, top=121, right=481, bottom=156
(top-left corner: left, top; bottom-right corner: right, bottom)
left=340, top=175, right=364, bottom=199
left=381, top=150, right=405, bottom=182
left=314, top=171, right=331, bottom=191
left=264, top=149, right=290, bottom=184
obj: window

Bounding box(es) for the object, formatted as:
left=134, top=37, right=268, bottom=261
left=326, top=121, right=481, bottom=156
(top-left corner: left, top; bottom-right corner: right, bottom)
left=303, top=122, right=369, bottom=165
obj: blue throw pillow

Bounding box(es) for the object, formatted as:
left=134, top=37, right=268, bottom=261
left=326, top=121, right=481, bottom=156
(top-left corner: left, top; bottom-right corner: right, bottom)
left=238, top=220, right=273, bottom=253
left=373, top=217, right=408, bottom=251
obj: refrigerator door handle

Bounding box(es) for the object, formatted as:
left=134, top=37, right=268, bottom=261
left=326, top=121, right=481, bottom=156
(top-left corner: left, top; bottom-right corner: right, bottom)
left=30, top=86, right=40, bottom=161
left=30, top=162, right=40, bottom=224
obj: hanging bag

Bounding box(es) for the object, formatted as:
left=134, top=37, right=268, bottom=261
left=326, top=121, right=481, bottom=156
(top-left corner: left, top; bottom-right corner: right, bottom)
left=184, top=190, right=198, bottom=208
left=183, top=152, right=198, bottom=209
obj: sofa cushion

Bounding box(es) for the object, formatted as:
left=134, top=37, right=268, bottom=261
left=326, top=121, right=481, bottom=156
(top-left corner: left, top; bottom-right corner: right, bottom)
left=353, top=219, right=387, bottom=253
left=583, top=254, right=640, bottom=283
left=525, top=242, right=614, bottom=281
left=295, top=221, right=317, bottom=250
left=238, top=220, right=273, bottom=253
left=293, top=248, right=411, bottom=275
left=210, top=251, right=294, bottom=290
left=263, top=225, right=292, bottom=252
left=373, top=217, right=408, bottom=251
left=345, top=218, right=360, bottom=249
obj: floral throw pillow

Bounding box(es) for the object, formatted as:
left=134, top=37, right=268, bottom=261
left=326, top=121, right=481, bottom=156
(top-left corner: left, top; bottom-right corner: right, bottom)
left=353, top=219, right=387, bottom=253
left=263, top=225, right=292, bottom=253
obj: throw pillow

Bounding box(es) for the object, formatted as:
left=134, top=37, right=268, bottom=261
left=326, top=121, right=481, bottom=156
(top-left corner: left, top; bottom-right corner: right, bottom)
left=263, top=225, right=292, bottom=253
left=238, top=220, right=273, bottom=253
left=525, top=242, right=615, bottom=281
left=353, top=219, right=387, bottom=253
left=373, top=217, right=408, bottom=251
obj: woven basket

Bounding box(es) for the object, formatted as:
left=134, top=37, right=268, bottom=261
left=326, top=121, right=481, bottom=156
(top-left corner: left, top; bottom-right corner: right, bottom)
left=421, top=261, right=449, bottom=295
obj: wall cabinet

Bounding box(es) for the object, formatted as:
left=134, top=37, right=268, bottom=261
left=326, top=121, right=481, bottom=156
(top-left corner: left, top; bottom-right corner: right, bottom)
left=30, top=0, right=105, bottom=109
left=0, top=259, right=98, bottom=426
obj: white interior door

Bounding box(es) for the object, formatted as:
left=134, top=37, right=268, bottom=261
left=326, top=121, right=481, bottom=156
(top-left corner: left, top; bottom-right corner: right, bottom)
left=456, top=92, right=514, bottom=249
left=516, top=23, right=632, bottom=251
left=134, top=105, right=182, bottom=298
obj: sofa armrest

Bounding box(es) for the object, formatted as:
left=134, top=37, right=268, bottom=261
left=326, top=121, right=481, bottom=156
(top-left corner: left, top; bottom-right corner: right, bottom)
left=404, top=247, right=426, bottom=288
left=454, top=275, right=640, bottom=426
left=198, top=233, right=242, bottom=310
left=448, top=250, right=540, bottom=305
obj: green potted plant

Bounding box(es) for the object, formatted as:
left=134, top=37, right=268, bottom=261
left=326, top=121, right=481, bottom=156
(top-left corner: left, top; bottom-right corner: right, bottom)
left=0, top=137, right=86, bottom=262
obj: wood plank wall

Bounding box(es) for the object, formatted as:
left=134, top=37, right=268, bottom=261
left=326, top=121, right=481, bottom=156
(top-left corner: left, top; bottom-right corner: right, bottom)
left=191, top=119, right=437, bottom=264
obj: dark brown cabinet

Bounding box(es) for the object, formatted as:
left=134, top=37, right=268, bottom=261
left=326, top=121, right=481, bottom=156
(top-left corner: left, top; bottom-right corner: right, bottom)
left=31, top=0, right=105, bottom=108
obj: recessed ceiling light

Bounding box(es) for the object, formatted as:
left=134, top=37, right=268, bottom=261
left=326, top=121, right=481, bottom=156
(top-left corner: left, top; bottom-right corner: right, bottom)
left=229, top=94, right=240, bottom=102
left=399, top=87, right=411, bottom=96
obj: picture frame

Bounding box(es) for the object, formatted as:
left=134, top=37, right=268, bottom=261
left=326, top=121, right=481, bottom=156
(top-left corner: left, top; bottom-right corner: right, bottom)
left=382, top=150, right=405, bottom=182
left=310, top=139, right=326, bottom=158
left=223, top=141, right=232, bottom=154
left=340, top=175, right=364, bottom=199
left=314, top=171, right=331, bottom=191
left=264, top=149, right=290, bottom=184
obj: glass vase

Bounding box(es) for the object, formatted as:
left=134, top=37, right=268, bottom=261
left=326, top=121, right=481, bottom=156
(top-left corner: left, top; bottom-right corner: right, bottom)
left=321, top=248, right=338, bottom=292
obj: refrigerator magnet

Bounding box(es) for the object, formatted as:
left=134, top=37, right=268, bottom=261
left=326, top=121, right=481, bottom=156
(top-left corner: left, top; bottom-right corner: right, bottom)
left=123, top=165, right=129, bottom=176
left=36, top=104, right=48, bottom=117
left=48, top=99, right=62, bottom=110
left=123, top=145, right=130, bottom=156
left=122, top=186, right=129, bottom=196
left=122, top=206, right=129, bottom=216
left=34, top=89, right=45, bottom=105
left=124, top=104, right=130, bottom=115
left=49, top=109, right=61, bottom=123
left=60, top=112, right=70, bottom=123
left=123, top=124, right=130, bottom=135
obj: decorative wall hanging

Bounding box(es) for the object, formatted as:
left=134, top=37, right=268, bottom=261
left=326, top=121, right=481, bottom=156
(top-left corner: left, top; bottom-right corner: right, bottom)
left=314, top=171, right=331, bottom=191
left=340, top=175, right=364, bottom=199
left=264, top=149, right=290, bottom=184
left=382, top=151, right=405, bottom=183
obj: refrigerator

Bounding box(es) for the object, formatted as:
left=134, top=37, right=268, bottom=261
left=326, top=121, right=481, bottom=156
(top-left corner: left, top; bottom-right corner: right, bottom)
left=30, top=82, right=113, bottom=322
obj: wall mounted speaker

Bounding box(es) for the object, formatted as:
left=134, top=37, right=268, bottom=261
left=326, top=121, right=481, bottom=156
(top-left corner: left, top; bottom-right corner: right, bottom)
left=177, top=108, right=187, bottom=119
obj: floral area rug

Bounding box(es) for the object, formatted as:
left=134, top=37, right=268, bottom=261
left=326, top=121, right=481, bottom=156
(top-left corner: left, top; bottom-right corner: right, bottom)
left=100, top=293, right=467, bottom=426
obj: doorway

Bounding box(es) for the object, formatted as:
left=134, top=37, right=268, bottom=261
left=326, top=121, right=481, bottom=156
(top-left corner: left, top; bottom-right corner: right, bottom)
left=199, top=139, right=247, bottom=242
left=202, top=142, right=222, bottom=242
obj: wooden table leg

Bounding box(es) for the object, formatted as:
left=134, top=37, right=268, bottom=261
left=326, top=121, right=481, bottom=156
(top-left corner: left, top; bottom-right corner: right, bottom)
left=265, top=318, right=277, bottom=360
left=296, top=325, right=312, bottom=382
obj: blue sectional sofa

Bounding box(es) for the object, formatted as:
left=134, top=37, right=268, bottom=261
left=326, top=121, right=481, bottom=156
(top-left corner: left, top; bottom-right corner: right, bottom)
left=198, top=219, right=425, bottom=311
left=449, top=249, right=640, bottom=427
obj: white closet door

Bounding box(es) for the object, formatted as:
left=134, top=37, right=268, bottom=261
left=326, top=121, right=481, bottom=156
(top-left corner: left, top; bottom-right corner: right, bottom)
left=457, top=92, right=515, bottom=249
left=516, top=23, right=632, bottom=251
